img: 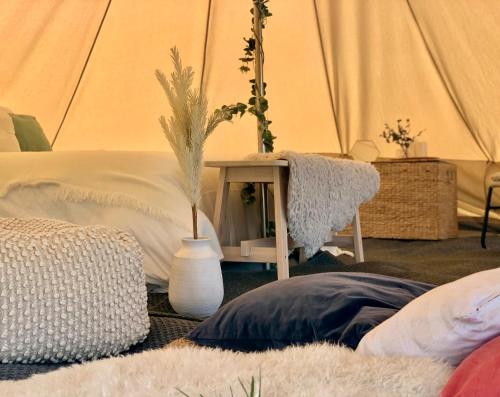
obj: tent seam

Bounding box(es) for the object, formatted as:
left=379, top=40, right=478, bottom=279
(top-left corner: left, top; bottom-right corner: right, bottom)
left=199, top=0, right=213, bottom=94
left=406, top=0, right=491, bottom=162
left=50, top=0, right=113, bottom=148
left=312, top=0, right=343, bottom=154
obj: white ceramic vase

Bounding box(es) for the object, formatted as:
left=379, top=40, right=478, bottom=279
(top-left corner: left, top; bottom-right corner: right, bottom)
left=168, top=237, right=224, bottom=319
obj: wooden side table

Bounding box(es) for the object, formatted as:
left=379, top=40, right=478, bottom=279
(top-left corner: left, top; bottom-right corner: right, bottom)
left=205, top=160, right=364, bottom=280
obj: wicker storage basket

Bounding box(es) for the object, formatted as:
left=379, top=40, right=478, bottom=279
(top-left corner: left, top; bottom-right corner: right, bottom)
left=346, top=159, right=458, bottom=240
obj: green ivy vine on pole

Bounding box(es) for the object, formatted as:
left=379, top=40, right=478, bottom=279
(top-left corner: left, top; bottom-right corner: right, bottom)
left=222, top=0, right=276, bottom=153
left=221, top=1, right=275, bottom=211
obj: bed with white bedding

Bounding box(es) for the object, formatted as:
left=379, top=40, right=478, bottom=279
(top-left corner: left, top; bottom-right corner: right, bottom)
left=0, top=151, right=222, bottom=289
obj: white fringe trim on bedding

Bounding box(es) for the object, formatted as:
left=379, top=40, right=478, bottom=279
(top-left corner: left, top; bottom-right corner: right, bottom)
left=0, top=180, right=178, bottom=223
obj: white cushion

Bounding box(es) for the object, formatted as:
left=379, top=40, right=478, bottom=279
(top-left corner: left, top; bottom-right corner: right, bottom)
left=357, top=268, right=500, bottom=366
left=0, top=107, right=20, bottom=152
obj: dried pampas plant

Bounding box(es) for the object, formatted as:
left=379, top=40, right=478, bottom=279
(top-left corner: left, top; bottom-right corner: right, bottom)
left=156, top=47, right=231, bottom=239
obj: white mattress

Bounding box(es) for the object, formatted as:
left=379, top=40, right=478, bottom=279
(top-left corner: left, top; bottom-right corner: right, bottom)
left=0, top=150, right=222, bottom=289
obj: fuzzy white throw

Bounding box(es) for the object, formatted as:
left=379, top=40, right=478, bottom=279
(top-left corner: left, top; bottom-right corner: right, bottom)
left=1, top=344, right=452, bottom=397
left=247, top=152, right=380, bottom=257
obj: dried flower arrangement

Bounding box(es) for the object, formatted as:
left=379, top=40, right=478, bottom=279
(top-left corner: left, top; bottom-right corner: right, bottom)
left=380, top=119, right=424, bottom=158
left=156, top=47, right=232, bottom=239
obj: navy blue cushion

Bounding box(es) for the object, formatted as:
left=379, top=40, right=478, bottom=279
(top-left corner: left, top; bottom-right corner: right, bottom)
left=188, top=272, right=434, bottom=351
left=338, top=306, right=398, bottom=349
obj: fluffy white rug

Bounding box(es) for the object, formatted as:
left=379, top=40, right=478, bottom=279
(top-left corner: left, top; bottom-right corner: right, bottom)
left=1, top=344, right=452, bottom=397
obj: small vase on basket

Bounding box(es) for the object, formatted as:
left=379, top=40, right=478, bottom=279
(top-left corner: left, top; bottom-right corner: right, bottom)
left=168, top=237, right=224, bottom=319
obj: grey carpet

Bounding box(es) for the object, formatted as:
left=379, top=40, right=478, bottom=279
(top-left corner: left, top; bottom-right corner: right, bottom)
left=0, top=315, right=200, bottom=381
left=150, top=227, right=500, bottom=313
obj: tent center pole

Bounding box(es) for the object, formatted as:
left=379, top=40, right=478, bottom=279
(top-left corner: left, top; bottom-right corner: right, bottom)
left=253, top=3, right=271, bottom=269
left=254, top=3, right=265, bottom=153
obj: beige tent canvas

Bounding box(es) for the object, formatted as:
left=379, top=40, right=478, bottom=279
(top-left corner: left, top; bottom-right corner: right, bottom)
left=1, top=0, right=500, bottom=215
left=2, top=1, right=500, bottom=393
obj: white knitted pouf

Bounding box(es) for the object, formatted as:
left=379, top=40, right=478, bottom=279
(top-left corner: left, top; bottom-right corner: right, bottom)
left=0, top=218, right=150, bottom=364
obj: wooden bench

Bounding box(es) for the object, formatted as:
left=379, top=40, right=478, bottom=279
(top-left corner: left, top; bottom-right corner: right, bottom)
left=205, top=160, right=364, bottom=280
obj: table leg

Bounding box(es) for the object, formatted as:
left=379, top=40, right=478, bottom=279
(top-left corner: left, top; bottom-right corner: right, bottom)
left=213, top=167, right=229, bottom=241
left=273, top=167, right=289, bottom=279
left=352, top=209, right=364, bottom=263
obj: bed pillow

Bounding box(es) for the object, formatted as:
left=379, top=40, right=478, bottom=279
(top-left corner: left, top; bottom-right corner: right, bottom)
left=188, top=272, right=434, bottom=351
left=9, top=113, right=52, bottom=151
left=357, top=268, right=500, bottom=366
left=0, top=107, right=21, bottom=152
left=441, top=335, right=500, bottom=397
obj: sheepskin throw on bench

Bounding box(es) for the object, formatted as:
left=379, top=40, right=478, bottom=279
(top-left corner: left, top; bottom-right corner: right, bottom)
left=247, top=151, right=380, bottom=256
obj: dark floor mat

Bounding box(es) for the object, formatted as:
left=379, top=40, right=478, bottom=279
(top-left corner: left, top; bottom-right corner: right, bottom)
left=0, top=314, right=200, bottom=381
left=148, top=234, right=500, bottom=313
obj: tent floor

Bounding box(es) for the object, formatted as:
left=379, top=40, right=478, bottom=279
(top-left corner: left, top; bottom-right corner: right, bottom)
left=149, top=216, right=500, bottom=314
left=3, top=217, right=499, bottom=381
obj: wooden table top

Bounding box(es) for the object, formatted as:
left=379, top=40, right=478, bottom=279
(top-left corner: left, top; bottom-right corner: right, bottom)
left=205, top=159, right=289, bottom=168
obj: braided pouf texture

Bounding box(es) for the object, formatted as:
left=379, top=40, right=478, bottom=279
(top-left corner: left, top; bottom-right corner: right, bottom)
left=0, top=218, right=150, bottom=364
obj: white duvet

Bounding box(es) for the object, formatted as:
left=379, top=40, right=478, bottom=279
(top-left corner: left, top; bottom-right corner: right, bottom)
left=0, top=151, right=222, bottom=289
